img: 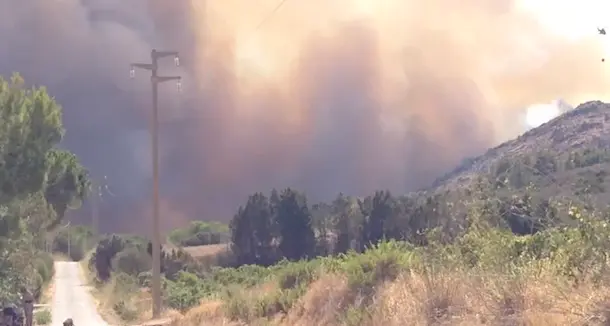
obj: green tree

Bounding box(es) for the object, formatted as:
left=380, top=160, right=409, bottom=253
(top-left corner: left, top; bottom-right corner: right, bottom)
left=533, top=151, right=557, bottom=176
left=0, top=74, right=89, bottom=225
left=168, top=221, right=228, bottom=247
left=269, top=188, right=281, bottom=230
left=91, top=235, right=129, bottom=281
left=359, top=190, right=394, bottom=248
left=0, top=74, right=90, bottom=301
left=0, top=74, right=62, bottom=204
left=331, top=193, right=362, bottom=254
left=115, top=247, right=152, bottom=277
left=53, top=225, right=95, bottom=261
left=310, top=201, right=333, bottom=256
left=386, top=195, right=419, bottom=242
left=43, top=150, right=89, bottom=228
left=229, top=193, right=276, bottom=265
left=276, top=188, right=315, bottom=261
left=229, top=206, right=256, bottom=265
left=247, top=193, right=276, bottom=265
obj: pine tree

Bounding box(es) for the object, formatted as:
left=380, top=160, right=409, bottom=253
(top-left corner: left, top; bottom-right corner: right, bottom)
left=269, top=188, right=281, bottom=236
left=276, top=188, right=315, bottom=261
left=229, top=206, right=256, bottom=265
left=332, top=193, right=352, bottom=254
left=246, top=192, right=275, bottom=265
left=360, top=190, right=393, bottom=248
left=229, top=193, right=277, bottom=265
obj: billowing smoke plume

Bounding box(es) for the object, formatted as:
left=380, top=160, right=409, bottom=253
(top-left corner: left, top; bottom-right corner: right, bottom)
left=1, top=0, right=609, bottom=233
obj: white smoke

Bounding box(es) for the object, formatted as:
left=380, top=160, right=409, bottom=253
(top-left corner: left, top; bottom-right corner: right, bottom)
left=524, top=98, right=574, bottom=128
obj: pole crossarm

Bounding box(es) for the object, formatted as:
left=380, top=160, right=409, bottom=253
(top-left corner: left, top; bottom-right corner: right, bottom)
left=152, top=76, right=181, bottom=83
left=153, top=50, right=179, bottom=59
left=131, top=63, right=155, bottom=71
left=151, top=50, right=180, bottom=66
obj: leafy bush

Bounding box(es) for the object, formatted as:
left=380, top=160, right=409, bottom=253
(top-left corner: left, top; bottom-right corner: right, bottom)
left=274, top=259, right=319, bottom=289
left=89, top=234, right=148, bottom=281
left=114, top=247, right=152, bottom=277
left=210, top=264, right=271, bottom=287
left=169, top=221, right=229, bottom=247
left=34, top=309, right=52, bottom=325
left=166, top=271, right=207, bottom=311
left=53, top=225, right=95, bottom=261
left=336, top=241, right=416, bottom=296
left=34, top=252, right=54, bottom=284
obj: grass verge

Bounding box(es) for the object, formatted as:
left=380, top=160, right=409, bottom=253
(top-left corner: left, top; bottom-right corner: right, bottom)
left=168, top=218, right=610, bottom=325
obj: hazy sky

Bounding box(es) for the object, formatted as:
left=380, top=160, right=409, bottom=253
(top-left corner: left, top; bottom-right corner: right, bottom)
left=1, top=0, right=609, bottom=233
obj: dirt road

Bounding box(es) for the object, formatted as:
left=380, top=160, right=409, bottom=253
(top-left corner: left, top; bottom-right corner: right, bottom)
left=51, top=261, right=108, bottom=325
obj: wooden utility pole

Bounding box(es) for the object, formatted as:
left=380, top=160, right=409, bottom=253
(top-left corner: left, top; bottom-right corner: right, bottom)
left=89, top=178, right=98, bottom=251
left=130, top=49, right=181, bottom=318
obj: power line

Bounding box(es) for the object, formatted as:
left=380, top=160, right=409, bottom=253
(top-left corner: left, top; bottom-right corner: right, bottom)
left=252, top=0, right=291, bottom=32
left=236, top=0, right=294, bottom=77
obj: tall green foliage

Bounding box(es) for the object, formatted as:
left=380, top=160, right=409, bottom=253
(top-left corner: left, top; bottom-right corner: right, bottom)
left=168, top=221, right=228, bottom=247
left=0, top=74, right=63, bottom=204
left=230, top=193, right=276, bottom=265
left=0, top=73, right=90, bottom=302
left=276, top=189, right=315, bottom=261
left=0, top=74, right=89, bottom=225
left=230, top=188, right=317, bottom=266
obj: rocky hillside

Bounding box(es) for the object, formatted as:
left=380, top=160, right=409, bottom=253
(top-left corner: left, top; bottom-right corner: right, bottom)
left=430, top=101, right=610, bottom=202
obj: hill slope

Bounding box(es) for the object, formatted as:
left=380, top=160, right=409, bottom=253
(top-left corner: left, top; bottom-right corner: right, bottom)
left=431, top=101, right=610, bottom=202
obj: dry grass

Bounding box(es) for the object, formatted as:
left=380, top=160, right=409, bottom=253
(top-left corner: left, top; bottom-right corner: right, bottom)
left=78, top=244, right=228, bottom=326
left=283, top=275, right=351, bottom=326
left=168, top=301, right=239, bottom=326
left=174, top=269, right=610, bottom=326
left=180, top=244, right=234, bottom=268
left=90, top=276, right=181, bottom=326
left=181, top=244, right=229, bottom=259
left=370, top=270, right=610, bottom=326
left=77, top=258, right=125, bottom=325
left=77, top=252, right=178, bottom=326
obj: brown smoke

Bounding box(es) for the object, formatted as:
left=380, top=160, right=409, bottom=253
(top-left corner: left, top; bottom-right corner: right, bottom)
left=1, top=0, right=609, bottom=233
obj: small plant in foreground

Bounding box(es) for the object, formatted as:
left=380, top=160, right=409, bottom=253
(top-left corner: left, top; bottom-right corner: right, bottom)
left=34, top=309, right=52, bottom=325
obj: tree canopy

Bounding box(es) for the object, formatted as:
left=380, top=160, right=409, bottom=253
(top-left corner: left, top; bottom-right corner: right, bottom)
left=0, top=74, right=89, bottom=229
left=0, top=73, right=90, bottom=302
